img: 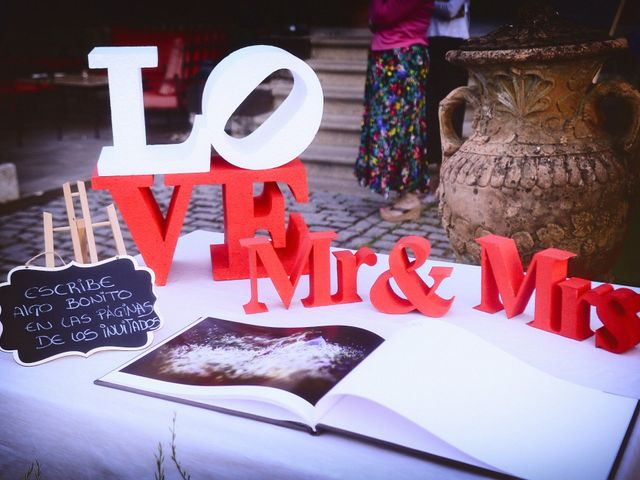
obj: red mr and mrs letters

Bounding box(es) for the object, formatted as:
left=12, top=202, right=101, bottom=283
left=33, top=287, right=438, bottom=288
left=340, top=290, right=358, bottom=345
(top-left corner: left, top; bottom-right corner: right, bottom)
left=93, top=156, right=639, bottom=354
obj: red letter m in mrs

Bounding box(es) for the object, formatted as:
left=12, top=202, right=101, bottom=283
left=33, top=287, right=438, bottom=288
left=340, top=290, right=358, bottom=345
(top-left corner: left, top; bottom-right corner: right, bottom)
left=474, top=234, right=589, bottom=339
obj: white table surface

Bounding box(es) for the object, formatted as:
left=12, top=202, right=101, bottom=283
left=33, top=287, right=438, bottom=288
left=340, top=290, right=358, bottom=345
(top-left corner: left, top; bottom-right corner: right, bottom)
left=1, top=230, right=639, bottom=479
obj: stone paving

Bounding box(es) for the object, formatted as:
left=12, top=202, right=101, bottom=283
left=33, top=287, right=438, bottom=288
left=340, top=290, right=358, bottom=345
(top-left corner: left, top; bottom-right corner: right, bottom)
left=0, top=180, right=455, bottom=280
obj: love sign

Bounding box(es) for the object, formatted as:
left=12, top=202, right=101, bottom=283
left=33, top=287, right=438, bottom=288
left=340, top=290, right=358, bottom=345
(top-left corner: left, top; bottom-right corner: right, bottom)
left=88, top=45, right=324, bottom=175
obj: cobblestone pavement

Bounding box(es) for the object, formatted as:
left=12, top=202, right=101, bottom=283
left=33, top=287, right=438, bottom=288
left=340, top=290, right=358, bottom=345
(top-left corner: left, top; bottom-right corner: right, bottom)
left=0, top=181, right=455, bottom=279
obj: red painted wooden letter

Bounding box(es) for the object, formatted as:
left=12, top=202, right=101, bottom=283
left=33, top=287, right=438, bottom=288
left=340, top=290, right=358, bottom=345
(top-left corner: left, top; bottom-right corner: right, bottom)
left=206, top=157, right=310, bottom=281
left=241, top=231, right=375, bottom=313
left=583, top=285, right=640, bottom=354
left=557, top=277, right=594, bottom=340
left=241, top=234, right=311, bottom=314
left=302, top=235, right=377, bottom=307
left=475, top=235, right=585, bottom=339
left=92, top=172, right=195, bottom=286
left=331, top=248, right=378, bottom=304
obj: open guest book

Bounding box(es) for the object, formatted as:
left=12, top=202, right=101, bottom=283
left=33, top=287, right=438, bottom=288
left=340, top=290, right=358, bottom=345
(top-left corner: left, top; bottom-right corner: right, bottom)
left=97, top=316, right=638, bottom=480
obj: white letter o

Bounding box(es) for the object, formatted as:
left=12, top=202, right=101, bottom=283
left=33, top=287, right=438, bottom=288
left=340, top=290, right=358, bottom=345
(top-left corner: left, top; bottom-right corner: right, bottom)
left=201, top=45, right=323, bottom=170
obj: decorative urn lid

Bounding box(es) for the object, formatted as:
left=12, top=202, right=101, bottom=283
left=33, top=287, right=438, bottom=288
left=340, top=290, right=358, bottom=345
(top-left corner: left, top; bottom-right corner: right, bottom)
left=447, top=5, right=627, bottom=65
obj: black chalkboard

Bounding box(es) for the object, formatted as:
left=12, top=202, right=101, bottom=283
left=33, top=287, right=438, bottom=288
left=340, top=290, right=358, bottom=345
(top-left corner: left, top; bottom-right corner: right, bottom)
left=0, top=256, right=162, bottom=366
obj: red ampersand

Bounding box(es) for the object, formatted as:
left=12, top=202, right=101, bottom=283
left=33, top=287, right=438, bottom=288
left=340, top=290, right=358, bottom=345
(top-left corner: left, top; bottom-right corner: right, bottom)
left=370, top=236, right=454, bottom=317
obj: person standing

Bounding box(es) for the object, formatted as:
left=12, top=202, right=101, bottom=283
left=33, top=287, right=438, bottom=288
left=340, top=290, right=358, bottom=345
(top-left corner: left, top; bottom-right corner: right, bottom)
left=424, top=0, right=470, bottom=202
left=355, top=0, right=435, bottom=222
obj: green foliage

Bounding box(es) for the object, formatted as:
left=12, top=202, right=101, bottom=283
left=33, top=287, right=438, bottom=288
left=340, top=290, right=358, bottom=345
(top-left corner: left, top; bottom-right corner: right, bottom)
left=154, top=413, right=194, bottom=480
left=21, top=460, right=41, bottom=480
left=170, top=414, right=192, bottom=480
left=154, top=442, right=166, bottom=480
left=21, top=414, right=196, bottom=479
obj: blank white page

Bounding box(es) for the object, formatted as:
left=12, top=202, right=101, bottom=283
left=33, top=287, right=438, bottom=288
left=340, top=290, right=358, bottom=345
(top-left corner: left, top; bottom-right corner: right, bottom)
left=318, top=320, right=637, bottom=480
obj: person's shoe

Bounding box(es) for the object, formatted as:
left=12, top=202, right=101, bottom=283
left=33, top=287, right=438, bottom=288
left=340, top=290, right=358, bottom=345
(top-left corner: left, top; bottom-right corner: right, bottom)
left=379, top=192, right=422, bottom=222
left=379, top=204, right=422, bottom=222
left=393, top=192, right=421, bottom=210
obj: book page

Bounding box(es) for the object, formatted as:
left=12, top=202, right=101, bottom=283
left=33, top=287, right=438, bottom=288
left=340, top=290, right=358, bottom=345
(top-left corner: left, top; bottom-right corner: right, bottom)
left=97, top=317, right=384, bottom=428
left=97, top=371, right=318, bottom=426
left=317, top=395, right=498, bottom=473
left=317, top=320, right=637, bottom=480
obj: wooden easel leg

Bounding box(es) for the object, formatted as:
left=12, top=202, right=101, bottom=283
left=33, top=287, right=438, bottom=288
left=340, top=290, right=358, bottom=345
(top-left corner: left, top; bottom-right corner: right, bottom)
left=77, top=181, right=99, bottom=263
left=62, top=182, right=84, bottom=262
left=43, top=212, right=55, bottom=267
left=74, top=218, right=89, bottom=263
left=107, top=204, right=127, bottom=256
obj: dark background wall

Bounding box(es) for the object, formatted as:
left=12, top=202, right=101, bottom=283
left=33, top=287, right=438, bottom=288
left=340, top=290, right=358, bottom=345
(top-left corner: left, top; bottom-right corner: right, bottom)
left=1, top=1, right=637, bottom=76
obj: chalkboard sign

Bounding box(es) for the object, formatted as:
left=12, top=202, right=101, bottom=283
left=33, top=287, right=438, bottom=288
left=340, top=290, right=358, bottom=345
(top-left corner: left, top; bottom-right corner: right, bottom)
left=0, top=256, right=162, bottom=366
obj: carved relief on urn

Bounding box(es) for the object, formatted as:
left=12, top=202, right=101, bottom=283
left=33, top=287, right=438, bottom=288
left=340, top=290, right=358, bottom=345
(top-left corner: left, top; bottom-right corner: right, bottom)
left=437, top=7, right=640, bottom=279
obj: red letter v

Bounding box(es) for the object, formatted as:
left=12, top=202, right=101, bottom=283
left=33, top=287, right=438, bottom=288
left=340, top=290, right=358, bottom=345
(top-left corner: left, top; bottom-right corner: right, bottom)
left=92, top=173, right=193, bottom=285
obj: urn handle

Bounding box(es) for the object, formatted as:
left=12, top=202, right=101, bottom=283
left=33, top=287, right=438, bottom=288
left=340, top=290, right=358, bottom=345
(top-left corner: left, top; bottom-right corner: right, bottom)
left=439, top=85, right=480, bottom=162
left=588, top=80, right=640, bottom=157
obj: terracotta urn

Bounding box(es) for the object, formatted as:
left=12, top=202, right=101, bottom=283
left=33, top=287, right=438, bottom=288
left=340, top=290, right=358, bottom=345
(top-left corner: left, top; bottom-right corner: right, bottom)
left=437, top=7, right=640, bottom=279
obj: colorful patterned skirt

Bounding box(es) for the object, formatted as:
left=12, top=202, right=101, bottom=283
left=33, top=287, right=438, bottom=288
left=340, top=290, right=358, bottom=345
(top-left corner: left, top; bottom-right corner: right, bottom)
left=355, top=44, right=430, bottom=197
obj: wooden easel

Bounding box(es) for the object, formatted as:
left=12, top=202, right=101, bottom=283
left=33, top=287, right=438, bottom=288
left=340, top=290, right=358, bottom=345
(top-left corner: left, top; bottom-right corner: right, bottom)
left=42, top=181, right=127, bottom=267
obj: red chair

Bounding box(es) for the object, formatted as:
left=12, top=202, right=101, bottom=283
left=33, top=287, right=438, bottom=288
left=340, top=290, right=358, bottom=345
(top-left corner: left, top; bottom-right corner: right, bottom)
left=110, top=27, right=227, bottom=117
left=110, top=27, right=187, bottom=116
left=143, top=36, right=185, bottom=110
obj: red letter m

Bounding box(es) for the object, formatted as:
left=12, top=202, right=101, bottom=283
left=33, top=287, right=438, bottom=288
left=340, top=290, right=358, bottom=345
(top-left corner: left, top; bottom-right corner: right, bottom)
left=475, top=235, right=575, bottom=330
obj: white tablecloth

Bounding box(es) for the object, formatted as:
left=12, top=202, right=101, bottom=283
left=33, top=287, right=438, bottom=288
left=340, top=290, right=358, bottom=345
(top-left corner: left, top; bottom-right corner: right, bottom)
left=1, top=230, right=639, bottom=479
